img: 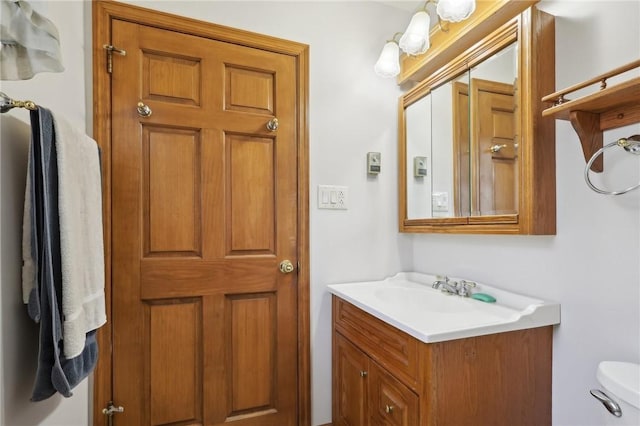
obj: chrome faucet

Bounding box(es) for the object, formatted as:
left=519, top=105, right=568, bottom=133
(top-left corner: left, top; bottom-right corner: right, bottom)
left=432, top=276, right=459, bottom=295
left=458, top=280, right=477, bottom=297
left=432, top=276, right=477, bottom=297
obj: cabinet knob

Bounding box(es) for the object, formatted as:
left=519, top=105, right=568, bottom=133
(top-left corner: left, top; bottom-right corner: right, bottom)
left=360, top=370, right=368, bottom=377
left=385, top=405, right=394, bottom=414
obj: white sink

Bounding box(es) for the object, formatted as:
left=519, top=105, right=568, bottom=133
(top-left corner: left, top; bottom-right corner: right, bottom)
left=327, top=272, right=560, bottom=343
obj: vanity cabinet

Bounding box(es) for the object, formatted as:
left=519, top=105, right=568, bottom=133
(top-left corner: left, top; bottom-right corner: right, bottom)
left=332, top=296, right=553, bottom=426
left=334, top=334, right=419, bottom=426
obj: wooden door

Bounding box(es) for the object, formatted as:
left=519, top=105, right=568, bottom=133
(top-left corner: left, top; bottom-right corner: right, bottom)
left=471, top=78, right=517, bottom=216
left=109, top=18, right=299, bottom=426
left=333, top=334, right=369, bottom=426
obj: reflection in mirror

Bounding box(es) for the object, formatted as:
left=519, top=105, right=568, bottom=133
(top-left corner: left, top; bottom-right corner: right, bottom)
left=404, top=42, right=519, bottom=221
left=405, top=93, right=432, bottom=219
left=469, top=43, right=518, bottom=216
left=405, top=71, right=472, bottom=219
left=431, top=72, right=470, bottom=218
left=399, top=7, right=556, bottom=234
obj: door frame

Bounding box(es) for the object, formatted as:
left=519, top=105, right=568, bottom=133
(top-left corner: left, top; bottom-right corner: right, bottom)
left=92, top=1, right=310, bottom=424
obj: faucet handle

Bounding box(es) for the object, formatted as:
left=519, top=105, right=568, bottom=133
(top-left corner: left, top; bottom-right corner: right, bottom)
left=458, top=280, right=476, bottom=297
left=432, top=275, right=449, bottom=289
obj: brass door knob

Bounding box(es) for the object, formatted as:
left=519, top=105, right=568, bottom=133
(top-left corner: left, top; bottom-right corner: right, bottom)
left=385, top=405, right=394, bottom=414
left=137, top=102, right=152, bottom=117
left=279, top=260, right=294, bottom=274
left=266, top=118, right=279, bottom=131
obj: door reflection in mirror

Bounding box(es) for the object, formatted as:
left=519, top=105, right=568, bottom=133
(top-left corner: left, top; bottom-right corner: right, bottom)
left=404, top=42, right=518, bottom=220
left=469, top=43, right=518, bottom=216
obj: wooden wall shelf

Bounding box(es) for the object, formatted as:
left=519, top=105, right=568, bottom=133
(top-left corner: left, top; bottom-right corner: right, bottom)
left=542, top=60, right=640, bottom=172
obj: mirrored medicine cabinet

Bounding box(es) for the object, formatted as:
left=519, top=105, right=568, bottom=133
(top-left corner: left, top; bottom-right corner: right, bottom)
left=398, top=6, right=557, bottom=235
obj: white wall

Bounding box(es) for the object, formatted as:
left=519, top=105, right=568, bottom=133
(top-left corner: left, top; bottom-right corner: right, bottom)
left=409, top=2, right=640, bottom=426
left=1, top=1, right=638, bottom=426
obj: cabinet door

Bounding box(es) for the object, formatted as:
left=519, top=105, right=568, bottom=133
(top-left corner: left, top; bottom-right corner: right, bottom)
left=369, top=361, right=419, bottom=426
left=334, top=334, right=369, bottom=426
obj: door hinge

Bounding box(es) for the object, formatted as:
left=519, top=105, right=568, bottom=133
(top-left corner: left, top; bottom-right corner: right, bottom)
left=102, top=401, right=124, bottom=426
left=103, top=44, right=126, bottom=74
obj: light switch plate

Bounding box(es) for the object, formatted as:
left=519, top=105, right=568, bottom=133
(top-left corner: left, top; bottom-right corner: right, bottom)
left=318, top=185, right=348, bottom=210
left=414, top=156, right=427, bottom=177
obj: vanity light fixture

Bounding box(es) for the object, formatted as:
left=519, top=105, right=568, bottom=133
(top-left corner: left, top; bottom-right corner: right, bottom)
left=374, top=0, right=476, bottom=78
left=436, top=0, right=476, bottom=23
left=399, top=9, right=431, bottom=56
left=374, top=32, right=402, bottom=78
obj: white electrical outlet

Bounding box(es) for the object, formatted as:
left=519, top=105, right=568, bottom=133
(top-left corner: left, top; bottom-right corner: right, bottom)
left=318, top=185, right=349, bottom=210
left=432, top=192, right=449, bottom=212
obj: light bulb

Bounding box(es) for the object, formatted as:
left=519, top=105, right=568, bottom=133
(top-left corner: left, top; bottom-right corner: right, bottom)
left=399, top=11, right=430, bottom=56
left=436, top=0, right=476, bottom=23
left=374, top=41, right=400, bottom=78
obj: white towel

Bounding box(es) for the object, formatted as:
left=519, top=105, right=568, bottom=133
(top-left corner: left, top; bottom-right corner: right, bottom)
left=0, top=0, right=64, bottom=80
left=53, top=113, right=106, bottom=359
left=22, top=141, right=35, bottom=304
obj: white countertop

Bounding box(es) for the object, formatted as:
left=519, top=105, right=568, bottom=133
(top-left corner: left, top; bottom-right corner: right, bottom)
left=328, top=272, right=561, bottom=343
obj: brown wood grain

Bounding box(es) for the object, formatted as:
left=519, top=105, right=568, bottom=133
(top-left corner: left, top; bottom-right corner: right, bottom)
left=471, top=79, right=517, bottom=216
left=399, top=0, right=538, bottom=84
left=570, top=111, right=603, bottom=173
left=333, top=334, right=370, bottom=426
left=543, top=78, right=640, bottom=174
left=92, top=1, right=310, bottom=425
left=334, top=298, right=420, bottom=392
left=398, top=7, right=556, bottom=235
left=369, top=361, right=419, bottom=426
left=333, top=297, right=554, bottom=426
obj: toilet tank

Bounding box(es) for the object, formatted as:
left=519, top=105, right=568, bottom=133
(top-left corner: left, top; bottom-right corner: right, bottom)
left=592, top=361, right=640, bottom=426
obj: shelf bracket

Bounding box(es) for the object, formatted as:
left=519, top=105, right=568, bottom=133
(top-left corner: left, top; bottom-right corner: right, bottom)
left=570, top=110, right=603, bottom=173
left=542, top=60, right=640, bottom=174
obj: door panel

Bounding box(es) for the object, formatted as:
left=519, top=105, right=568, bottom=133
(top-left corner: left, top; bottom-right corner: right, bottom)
left=148, top=299, right=203, bottom=426
left=144, top=126, right=202, bottom=256
left=471, top=78, right=516, bottom=216
left=143, top=51, right=202, bottom=105
left=226, top=134, right=275, bottom=254
left=228, top=293, right=276, bottom=415
left=334, top=334, right=369, bottom=426
left=225, top=66, right=274, bottom=114
left=111, top=17, right=298, bottom=426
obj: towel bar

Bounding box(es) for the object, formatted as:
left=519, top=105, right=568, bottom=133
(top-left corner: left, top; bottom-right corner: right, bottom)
left=0, top=92, right=37, bottom=113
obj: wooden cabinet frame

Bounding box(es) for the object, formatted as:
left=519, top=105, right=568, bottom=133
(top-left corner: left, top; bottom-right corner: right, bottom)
left=332, top=297, right=554, bottom=426
left=399, top=7, right=556, bottom=234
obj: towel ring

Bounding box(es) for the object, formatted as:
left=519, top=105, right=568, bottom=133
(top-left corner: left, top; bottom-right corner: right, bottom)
left=584, top=135, right=640, bottom=195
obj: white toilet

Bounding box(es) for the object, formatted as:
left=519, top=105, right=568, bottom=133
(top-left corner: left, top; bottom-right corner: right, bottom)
left=591, top=361, right=640, bottom=425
